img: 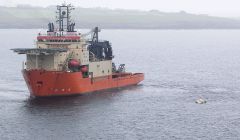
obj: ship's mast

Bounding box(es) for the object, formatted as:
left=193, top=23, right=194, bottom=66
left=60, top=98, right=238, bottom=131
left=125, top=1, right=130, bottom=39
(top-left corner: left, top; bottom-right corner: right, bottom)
left=55, top=3, right=75, bottom=35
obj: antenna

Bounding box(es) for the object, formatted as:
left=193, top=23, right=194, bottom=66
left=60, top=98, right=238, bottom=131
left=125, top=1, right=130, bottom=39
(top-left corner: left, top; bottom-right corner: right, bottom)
left=55, top=3, right=75, bottom=34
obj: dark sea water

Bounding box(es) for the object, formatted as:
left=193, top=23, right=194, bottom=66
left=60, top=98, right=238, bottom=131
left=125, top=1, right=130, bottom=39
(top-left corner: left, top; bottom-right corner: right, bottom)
left=1, top=29, right=240, bottom=140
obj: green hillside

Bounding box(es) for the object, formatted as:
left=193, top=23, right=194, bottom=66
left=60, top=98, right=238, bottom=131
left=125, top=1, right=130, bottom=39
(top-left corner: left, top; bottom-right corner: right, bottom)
left=0, top=6, right=240, bottom=29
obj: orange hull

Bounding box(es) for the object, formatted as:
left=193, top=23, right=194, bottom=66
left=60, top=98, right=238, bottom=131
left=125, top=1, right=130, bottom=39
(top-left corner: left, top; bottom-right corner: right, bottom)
left=22, top=70, right=144, bottom=97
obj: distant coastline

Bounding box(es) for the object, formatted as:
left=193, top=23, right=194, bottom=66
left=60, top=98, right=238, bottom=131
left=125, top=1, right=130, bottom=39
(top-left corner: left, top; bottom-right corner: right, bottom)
left=1, top=6, right=240, bottom=29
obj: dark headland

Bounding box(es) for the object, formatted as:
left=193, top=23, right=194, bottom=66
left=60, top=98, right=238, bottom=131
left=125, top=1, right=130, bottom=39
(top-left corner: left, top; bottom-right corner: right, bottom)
left=1, top=5, right=240, bottom=29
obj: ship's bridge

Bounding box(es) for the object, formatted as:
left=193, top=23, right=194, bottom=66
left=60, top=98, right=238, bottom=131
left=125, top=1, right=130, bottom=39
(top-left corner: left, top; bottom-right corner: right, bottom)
left=36, top=3, right=81, bottom=43
left=37, top=34, right=81, bottom=42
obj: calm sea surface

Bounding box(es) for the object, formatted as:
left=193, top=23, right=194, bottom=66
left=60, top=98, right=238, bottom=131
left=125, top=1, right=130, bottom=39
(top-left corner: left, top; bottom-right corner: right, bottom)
left=1, top=29, right=240, bottom=140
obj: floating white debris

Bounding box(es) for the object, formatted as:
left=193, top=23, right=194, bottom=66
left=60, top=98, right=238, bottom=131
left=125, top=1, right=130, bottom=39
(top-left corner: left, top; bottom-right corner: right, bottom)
left=195, top=98, right=207, bottom=104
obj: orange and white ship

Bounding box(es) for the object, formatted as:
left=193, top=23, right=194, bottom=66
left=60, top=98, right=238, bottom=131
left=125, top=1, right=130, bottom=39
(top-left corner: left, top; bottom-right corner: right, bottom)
left=12, top=4, right=144, bottom=97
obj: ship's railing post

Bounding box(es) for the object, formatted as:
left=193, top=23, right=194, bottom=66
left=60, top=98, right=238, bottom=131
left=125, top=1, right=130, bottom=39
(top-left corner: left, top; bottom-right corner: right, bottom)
left=89, top=72, right=93, bottom=84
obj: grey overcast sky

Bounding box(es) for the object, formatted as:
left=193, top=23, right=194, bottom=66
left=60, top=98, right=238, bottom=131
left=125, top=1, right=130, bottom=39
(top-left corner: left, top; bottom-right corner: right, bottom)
left=1, top=0, right=240, bottom=17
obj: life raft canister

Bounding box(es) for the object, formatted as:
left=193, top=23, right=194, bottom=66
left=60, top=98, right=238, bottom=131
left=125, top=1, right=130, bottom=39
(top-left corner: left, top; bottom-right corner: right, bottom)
left=81, top=66, right=88, bottom=72
left=68, top=59, right=80, bottom=68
